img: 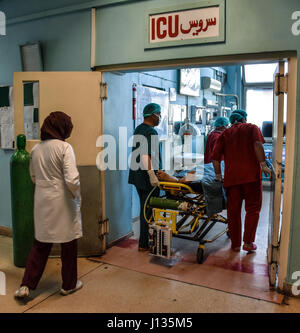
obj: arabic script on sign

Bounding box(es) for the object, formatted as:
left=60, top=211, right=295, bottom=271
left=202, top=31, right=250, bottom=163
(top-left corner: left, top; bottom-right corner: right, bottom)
left=150, top=6, right=219, bottom=43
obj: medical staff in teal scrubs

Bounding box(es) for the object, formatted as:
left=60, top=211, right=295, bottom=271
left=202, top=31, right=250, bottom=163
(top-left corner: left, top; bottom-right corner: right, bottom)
left=128, top=103, right=162, bottom=251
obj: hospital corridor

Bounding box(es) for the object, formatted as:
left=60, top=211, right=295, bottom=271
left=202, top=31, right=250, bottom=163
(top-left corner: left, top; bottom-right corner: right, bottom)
left=1, top=62, right=300, bottom=314
left=1, top=191, right=300, bottom=314
left=1, top=0, right=300, bottom=318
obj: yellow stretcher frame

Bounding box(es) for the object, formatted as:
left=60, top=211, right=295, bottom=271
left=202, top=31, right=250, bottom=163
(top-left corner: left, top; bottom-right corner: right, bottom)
left=145, top=181, right=228, bottom=263
left=158, top=181, right=196, bottom=194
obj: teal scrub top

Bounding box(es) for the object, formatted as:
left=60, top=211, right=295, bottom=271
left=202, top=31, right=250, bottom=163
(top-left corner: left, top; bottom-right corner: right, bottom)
left=128, top=123, right=162, bottom=191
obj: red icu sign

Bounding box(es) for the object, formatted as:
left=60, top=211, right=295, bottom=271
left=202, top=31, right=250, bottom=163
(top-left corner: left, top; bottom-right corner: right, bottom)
left=149, top=6, right=220, bottom=44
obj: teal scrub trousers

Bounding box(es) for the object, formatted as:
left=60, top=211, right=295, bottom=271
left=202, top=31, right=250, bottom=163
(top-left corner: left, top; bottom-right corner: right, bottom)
left=136, top=186, right=159, bottom=249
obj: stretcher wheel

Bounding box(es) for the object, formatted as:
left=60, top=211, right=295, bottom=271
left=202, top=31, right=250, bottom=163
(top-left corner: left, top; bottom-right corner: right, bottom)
left=197, top=245, right=205, bottom=264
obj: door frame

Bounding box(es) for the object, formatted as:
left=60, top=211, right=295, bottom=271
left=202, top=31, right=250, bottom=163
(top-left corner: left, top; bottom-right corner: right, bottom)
left=278, top=56, right=297, bottom=292
left=95, top=51, right=297, bottom=293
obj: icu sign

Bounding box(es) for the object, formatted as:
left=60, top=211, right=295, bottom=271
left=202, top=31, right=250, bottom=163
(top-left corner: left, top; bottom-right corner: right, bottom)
left=145, top=1, right=225, bottom=49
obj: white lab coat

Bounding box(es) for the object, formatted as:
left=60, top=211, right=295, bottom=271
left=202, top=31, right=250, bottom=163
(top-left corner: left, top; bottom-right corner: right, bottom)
left=29, top=139, right=83, bottom=243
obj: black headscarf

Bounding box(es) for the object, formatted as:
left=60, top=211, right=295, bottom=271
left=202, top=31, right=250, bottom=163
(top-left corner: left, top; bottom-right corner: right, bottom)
left=41, top=111, right=73, bottom=141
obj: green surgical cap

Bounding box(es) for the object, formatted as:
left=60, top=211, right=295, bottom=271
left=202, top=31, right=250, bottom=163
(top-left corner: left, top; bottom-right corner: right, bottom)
left=214, top=116, right=229, bottom=128
left=143, top=103, right=161, bottom=118
left=230, top=112, right=244, bottom=124
left=233, top=109, right=247, bottom=119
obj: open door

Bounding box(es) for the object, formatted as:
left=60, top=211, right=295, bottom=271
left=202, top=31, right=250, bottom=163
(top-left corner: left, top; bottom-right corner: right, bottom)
left=268, top=61, right=287, bottom=286
left=13, top=72, right=108, bottom=256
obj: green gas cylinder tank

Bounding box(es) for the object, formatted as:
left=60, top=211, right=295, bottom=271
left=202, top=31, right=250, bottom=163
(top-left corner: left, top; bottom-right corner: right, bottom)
left=149, top=197, right=182, bottom=210
left=10, top=134, right=34, bottom=267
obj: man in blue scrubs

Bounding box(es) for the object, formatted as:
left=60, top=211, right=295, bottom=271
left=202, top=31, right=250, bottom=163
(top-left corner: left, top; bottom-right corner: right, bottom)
left=128, top=103, right=162, bottom=251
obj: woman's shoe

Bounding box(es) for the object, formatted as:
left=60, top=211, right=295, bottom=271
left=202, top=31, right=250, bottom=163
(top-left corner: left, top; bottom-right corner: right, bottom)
left=242, top=243, right=257, bottom=252
left=231, top=246, right=241, bottom=252
left=14, top=286, right=30, bottom=298
left=60, top=280, right=83, bottom=296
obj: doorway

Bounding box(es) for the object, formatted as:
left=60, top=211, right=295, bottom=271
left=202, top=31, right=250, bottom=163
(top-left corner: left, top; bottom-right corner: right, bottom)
left=99, top=53, right=296, bottom=296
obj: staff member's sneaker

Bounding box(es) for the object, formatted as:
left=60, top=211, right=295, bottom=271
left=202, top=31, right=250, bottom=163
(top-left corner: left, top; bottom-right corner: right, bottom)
left=14, top=286, right=30, bottom=298
left=242, top=243, right=257, bottom=252
left=60, top=280, right=83, bottom=296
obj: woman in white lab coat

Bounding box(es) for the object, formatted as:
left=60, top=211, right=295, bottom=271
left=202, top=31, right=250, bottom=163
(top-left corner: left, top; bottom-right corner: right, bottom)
left=15, top=111, right=83, bottom=298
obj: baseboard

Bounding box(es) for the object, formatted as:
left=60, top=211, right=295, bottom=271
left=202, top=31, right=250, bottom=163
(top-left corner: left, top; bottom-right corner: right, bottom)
left=0, top=226, right=12, bottom=237
left=107, top=232, right=134, bottom=248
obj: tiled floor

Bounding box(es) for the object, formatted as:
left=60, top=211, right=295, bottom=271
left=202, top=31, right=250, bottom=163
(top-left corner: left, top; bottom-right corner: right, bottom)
left=98, top=236, right=283, bottom=304
left=117, top=190, right=278, bottom=302
left=1, top=234, right=300, bottom=313
left=1, top=191, right=300, bottom=313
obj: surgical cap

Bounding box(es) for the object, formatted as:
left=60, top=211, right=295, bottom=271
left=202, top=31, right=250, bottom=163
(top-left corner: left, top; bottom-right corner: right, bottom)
left=233, top=109, right=247, bottom=119
left=143, top=103, right=161, bottom=118
left=214, top=116, right=229, bottom=128
left=229, top=112, right=244, bottom=124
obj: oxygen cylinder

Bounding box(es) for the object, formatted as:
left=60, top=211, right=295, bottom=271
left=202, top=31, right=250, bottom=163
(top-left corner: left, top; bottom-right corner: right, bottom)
left=10, top=134, right=34, bottom=267
left=149, top=197, right=189, bottom=211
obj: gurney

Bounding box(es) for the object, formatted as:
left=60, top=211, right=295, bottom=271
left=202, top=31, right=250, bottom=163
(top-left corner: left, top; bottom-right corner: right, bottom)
left=144, top=163, right=228, bottom=263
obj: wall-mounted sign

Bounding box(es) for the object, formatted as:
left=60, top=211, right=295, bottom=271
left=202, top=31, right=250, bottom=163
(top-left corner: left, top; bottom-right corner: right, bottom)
left=145, top=0, right=225, bottom=49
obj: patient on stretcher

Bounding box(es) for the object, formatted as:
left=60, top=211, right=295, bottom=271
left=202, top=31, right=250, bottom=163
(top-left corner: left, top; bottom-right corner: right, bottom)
left=155, top=163, right=226, bottom=216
